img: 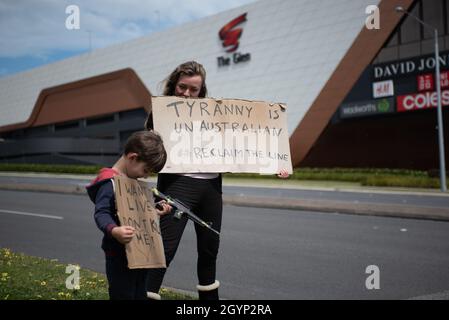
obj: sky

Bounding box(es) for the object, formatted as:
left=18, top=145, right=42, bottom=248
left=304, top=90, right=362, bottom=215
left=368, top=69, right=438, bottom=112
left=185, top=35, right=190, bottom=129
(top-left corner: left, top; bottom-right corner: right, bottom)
left=0, top=0, right=256, bottom=78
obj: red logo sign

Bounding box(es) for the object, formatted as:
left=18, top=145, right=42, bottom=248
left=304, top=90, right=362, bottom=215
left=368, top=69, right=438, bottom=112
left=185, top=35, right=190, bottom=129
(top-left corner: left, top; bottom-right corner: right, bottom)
left=441, top=70, right=449, bottom=88
left=219, top=13, right=247, bottom=53
left=397, top=90, right=449, bottom=112
left=417, top=71, right=449, bottom=92
left=417, top=74, right=434, bottom=92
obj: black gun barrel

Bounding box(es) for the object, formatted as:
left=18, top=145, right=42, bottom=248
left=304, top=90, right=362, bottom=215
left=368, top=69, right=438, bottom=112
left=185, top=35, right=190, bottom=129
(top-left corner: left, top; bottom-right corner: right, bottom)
left=152, top=188, right=220, bottom=236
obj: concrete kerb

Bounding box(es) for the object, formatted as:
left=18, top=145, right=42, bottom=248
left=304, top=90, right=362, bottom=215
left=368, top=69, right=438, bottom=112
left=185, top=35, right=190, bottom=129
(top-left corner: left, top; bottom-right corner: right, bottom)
left=1, top=172, right=449, bottom=222
left=0, top=182, right=87, bottom=195
left=223, top=195, right=449, bottom=221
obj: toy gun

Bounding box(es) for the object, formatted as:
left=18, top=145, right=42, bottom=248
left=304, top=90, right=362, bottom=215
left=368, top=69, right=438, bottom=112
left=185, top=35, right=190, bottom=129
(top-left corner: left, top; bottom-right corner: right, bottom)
left=152, top=188, right=220, bottom=236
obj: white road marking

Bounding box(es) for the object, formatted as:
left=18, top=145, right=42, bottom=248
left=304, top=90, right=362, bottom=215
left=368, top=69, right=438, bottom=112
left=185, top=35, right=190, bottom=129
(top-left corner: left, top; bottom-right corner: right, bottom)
left=408, top=289, right=449, bottom=300
left=0, top=209, right=63, bottom=220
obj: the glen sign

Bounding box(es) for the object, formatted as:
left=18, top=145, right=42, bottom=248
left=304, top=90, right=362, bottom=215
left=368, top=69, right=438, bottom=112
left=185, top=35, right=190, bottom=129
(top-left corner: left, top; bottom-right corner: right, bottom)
left=217, top=13, right=251, bottom=67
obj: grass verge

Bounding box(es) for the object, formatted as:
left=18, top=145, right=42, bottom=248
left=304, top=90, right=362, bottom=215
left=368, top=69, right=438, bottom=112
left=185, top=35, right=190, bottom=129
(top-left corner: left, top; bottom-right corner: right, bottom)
left=225, top=168, right=445, bottom=189
left=0, top=248, right=194, bottom=300
left=0, top=163, right=102, bottom=175
left=0, top=163, right=446, bottom=189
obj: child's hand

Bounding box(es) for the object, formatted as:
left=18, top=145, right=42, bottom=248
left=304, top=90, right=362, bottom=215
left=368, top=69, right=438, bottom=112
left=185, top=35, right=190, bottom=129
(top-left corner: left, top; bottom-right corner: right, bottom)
left=155, top=200, right=172, bottom=216
left=277, top=169, right=290, bottom=179
left=111, top=226, right=135, bottom=244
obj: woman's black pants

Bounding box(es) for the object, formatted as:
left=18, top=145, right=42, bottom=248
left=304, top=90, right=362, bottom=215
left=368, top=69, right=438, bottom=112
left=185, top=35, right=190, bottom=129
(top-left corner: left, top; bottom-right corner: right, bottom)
left=146, top=174, right=222, bottom=293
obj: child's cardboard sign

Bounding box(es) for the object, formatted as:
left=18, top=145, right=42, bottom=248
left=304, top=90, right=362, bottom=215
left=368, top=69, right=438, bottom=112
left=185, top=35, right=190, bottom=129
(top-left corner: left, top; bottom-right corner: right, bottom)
left=113, top=176, right=166, bottom=269
left=152, top=96, right=293, bottom=174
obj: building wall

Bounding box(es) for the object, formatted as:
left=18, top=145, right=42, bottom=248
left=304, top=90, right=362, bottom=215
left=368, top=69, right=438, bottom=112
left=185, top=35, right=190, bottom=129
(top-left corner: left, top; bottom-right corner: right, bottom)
left=0, top=0, right=380, bottom=134
left=4, top=0, right=439, bottom=169
left=302, top=0, right=449, bottom=170
left=375, top=0, right=449, bottom=63
left=0, top=109, right=147, bottom=165
left=302, top=110, right=448, bottom=170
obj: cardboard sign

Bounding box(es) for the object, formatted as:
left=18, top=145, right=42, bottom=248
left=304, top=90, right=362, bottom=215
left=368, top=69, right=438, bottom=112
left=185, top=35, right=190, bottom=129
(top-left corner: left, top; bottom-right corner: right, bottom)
left=152, top=96, right=293, bottom=174
left=113, top=176, right=166, bottom=269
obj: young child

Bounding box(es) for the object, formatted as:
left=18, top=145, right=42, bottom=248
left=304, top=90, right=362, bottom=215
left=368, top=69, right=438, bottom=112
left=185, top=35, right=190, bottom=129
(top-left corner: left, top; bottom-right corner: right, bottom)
left=86, top=130, right=171, bottom=300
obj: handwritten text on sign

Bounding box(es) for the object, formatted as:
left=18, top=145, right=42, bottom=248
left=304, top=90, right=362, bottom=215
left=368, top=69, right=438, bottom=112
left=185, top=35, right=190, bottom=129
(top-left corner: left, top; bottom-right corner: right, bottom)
left=113, top=176, right=166, bottom=269
left=152, top=96, right=293, bottom=174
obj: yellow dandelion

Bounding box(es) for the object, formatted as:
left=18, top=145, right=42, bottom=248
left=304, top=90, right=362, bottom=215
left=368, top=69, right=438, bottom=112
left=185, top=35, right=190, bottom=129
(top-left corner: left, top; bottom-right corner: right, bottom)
left=40, top=281, right=47, bottom=286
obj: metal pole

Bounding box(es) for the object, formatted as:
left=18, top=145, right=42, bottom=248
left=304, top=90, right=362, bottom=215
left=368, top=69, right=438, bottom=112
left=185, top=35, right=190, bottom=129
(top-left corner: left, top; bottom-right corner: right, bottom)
left=89, top=30, right=92, bottom=52
left=434, top=29, right=447, bottom=192
left=395, top=7, right=447, bottom=192
left=155, top=11, right=160, bottom=29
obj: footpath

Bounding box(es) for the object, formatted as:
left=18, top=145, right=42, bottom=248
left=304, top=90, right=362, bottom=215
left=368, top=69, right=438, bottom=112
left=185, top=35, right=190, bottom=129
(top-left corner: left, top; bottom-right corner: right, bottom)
left=1, top=172, right=449, bottom=221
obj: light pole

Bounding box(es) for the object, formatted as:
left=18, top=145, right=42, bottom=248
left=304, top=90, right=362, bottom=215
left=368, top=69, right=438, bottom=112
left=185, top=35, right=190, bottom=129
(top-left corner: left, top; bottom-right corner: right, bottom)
left=86, top=30, right=92, bottom=52
left=396, top=6, right=447, bottom=192
left=155, top=10, right=160, bottom=29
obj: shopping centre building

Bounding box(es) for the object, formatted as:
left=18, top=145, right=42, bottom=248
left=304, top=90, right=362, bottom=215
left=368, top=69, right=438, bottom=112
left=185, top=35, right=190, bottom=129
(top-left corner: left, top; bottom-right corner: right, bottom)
left=0, top=0, right=447, bottom=170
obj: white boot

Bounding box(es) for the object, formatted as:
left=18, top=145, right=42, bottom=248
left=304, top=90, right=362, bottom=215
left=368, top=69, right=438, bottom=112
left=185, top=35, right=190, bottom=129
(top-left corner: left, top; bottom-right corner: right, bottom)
left=197, top=280, right=220, bottom=300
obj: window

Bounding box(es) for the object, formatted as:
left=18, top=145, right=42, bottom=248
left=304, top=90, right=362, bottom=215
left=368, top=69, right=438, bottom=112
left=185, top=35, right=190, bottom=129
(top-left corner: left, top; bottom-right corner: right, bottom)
left=422, top=0, right=444, bottom=39
left=118, top=108, right=146, bottom=120
left=86, top=114, right=115, bottom=126
left=25, top=125, right=50, bottom=136
left=400, top=3, right=421, bottom=44
left=55, top=120, right=79, bottom=131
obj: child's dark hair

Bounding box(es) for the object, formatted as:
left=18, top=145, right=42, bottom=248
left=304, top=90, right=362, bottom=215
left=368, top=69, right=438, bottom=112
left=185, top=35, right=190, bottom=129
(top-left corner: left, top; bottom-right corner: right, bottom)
left=124, top=131, right=167, bottom=173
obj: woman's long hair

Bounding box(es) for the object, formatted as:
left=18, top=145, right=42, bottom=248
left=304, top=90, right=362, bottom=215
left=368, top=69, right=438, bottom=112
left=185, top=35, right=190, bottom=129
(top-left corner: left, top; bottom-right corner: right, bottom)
left=145, top=61, right=207, bottom=130
left=163, top=61, right=207, bottom=97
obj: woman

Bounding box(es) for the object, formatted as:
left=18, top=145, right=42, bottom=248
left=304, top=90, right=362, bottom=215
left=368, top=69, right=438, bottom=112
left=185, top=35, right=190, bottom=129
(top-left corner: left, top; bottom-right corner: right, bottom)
left=145, top=61, right=288, bottom=300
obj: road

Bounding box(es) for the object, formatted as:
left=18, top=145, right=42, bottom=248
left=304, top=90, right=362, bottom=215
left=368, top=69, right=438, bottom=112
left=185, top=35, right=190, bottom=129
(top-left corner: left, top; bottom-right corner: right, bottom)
left=2, top=174, right=449, bottom=208
left=1, top=189, right=449, bottom=299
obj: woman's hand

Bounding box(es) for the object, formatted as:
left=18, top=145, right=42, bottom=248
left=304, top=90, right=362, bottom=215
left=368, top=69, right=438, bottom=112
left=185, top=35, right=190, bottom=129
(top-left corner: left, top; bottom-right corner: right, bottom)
left=155, top=200, right=172, bottom=216
left=277, top=169, right=290, bottom=179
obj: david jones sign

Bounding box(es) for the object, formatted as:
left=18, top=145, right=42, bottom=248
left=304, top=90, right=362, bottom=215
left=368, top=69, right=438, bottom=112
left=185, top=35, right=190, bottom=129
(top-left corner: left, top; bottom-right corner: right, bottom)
left=373, top=52, right=449, bottom=80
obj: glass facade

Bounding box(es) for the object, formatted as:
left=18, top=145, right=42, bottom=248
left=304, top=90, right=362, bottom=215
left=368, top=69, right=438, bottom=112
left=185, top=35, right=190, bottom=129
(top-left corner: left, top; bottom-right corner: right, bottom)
left=374, top=0, right=449, bottom=64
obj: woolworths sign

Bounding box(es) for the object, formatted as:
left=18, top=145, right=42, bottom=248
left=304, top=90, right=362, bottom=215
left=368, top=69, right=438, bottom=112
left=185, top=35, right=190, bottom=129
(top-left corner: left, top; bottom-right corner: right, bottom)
left=340, top=98, right=394, bottom=119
